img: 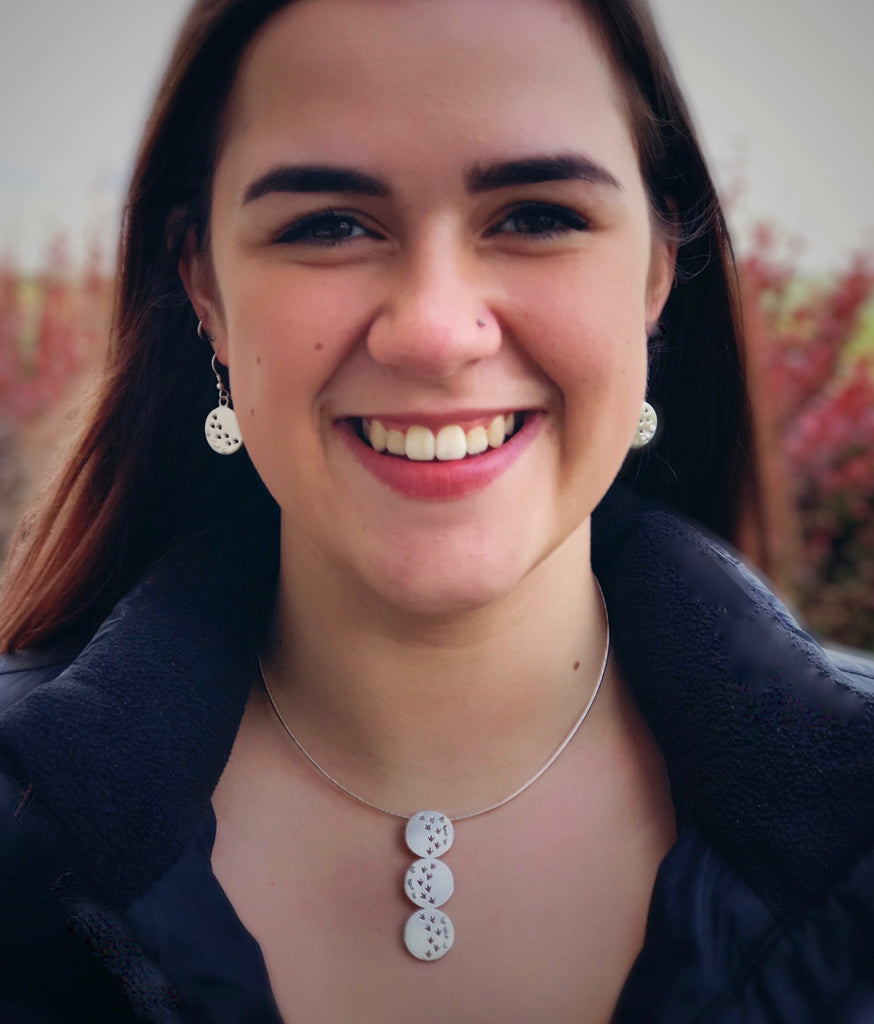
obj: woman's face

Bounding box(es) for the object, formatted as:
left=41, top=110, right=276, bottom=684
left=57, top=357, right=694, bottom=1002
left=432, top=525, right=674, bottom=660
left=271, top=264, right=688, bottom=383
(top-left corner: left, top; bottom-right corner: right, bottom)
left=184, top=0, right=674, bottom=616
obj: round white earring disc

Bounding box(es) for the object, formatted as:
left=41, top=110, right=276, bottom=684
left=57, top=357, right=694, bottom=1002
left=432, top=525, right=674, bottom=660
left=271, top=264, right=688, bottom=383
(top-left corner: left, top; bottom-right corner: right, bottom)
left=404, top=909, right=455, bottom=961
left=404, top=857, right=455, bottom=909
left=640, top=407, right=656, bottom=439
left=205, top=407, right=242, bottom=453
left=405, top=811, right=454, bottom=858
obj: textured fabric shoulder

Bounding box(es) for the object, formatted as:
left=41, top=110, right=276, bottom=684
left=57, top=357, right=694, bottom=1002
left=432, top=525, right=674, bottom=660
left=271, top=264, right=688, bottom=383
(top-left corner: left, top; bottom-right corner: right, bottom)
left=0, top=751, right=168, bottom=1023
left=0, top=639, right=80, bottom=714
left=593, top=486, right=874, bottom=920
left=614, top=825, right=874, bottom=1023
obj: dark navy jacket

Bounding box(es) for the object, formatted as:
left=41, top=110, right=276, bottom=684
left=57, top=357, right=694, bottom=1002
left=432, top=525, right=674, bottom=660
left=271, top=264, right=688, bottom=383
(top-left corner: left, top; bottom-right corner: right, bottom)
left=1, top=488, right=872, bottom=1022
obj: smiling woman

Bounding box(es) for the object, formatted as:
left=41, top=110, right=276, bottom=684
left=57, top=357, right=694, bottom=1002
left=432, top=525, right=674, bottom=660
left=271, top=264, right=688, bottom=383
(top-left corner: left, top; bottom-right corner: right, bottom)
left=0, top=1, right=872, bottom=1022
left=183, top=0, right=672, bottom=619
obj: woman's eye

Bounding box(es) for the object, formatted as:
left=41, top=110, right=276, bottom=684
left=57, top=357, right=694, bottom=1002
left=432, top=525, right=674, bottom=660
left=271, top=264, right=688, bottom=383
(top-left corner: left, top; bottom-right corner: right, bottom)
left=489, top=202, right=590, bottom=239
left=276, top=210, right=370, bottom=246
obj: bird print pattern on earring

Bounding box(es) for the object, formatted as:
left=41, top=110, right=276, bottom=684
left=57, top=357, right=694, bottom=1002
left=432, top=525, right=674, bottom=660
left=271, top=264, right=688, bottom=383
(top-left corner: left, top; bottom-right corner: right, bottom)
left=630, top=401, right=658, bottom=449
left=202, top=328, right=243, bottom=454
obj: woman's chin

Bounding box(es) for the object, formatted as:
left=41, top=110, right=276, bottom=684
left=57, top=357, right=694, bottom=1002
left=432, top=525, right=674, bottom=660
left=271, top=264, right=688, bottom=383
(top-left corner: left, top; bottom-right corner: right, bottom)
left=358, top=551, right=532, bottom=623
left=355, top=524, right=586, bottom=624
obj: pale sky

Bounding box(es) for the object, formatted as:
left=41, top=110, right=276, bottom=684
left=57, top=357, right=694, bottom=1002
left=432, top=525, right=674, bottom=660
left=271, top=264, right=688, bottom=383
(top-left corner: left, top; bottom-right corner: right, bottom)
left=1, top=0, right=872, bottom=272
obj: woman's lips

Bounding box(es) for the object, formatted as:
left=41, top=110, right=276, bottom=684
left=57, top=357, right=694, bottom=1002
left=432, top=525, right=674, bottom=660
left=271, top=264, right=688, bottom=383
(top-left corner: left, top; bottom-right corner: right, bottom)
left=338, top=410, right=543, bottom=500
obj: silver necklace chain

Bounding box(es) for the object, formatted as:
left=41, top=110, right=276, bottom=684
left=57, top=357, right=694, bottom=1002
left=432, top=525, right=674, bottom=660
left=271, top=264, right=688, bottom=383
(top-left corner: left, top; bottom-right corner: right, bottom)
left=258, top=580, right=610, bottom=823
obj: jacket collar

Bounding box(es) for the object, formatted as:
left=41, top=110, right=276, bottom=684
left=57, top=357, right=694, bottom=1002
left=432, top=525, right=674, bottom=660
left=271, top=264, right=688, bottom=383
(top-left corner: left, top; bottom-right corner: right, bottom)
left=594, top=488, right=874, bottom=916
left=0, top=494, right=278, bottom=908
left=1, top=486, right=872, bottom=915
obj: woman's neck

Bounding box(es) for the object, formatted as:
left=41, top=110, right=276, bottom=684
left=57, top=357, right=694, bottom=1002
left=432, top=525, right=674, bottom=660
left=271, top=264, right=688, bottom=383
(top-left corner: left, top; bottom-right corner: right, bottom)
left=260, top=520, right=610, bottom=816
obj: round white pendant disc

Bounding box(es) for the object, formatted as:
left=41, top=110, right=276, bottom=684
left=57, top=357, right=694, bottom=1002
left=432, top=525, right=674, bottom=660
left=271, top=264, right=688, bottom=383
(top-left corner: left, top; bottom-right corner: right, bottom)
left=404, top=857, right=454, bottom=909
left=404, top=909, right=455, bottom=961
left=205, top=406, right=242, bottom=454
left=405, top=811, right=454, bottom=858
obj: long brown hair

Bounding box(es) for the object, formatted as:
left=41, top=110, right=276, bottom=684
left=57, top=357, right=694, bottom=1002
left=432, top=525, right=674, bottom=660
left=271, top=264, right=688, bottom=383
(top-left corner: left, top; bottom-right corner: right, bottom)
left=0, top=0, right=756, bottom=651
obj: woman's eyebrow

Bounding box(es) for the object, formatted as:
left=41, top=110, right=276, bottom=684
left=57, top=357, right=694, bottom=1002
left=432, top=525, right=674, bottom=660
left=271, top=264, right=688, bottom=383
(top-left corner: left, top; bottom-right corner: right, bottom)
left=242, top=152, right=621, bottom=205
left=243, top=166, right=391, bottom=203
left=466, top=153, right=622, bottom=193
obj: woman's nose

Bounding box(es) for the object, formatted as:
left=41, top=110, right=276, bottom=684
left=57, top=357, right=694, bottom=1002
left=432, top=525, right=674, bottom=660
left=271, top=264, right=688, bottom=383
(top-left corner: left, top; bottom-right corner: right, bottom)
left=366, top=244, right=499, bottom=380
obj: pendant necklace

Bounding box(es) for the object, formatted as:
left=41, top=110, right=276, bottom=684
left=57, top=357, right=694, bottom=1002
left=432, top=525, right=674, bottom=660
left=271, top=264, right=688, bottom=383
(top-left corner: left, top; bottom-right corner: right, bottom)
left=259, top=581, right=609, bottom=962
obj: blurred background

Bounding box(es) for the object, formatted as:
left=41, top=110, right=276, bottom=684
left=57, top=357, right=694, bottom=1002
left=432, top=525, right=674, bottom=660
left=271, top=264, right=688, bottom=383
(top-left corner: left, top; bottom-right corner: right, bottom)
left=1, top=0, right=872, bottom=648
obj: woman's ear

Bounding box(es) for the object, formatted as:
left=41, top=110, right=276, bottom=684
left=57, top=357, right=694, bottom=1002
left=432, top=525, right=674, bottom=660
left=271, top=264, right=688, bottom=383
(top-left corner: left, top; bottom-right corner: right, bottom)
left=645, top=233, right=677, bottom=334
left=178, top=228, right=228, bottom=363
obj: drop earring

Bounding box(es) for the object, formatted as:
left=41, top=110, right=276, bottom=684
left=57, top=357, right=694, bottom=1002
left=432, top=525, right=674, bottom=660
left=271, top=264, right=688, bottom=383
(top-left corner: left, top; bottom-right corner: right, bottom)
left=630, top=401, right=658, bottom=449
left=199, top=322, right=243, bottom=455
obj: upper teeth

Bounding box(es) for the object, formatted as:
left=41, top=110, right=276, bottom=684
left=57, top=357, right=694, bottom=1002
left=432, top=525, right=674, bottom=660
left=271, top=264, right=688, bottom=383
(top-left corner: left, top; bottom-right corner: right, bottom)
left=364, top=414, right=517, bottom=461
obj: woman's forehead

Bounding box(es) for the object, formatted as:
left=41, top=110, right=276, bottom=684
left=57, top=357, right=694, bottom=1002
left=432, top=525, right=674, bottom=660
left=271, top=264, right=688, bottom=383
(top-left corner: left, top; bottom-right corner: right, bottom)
left=219, top=0, right=636, bottom=182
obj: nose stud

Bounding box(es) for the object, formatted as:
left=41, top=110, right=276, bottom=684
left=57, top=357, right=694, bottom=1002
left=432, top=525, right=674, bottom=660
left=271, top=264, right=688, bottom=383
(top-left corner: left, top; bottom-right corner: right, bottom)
left=476, top=318, right=487, bottom=328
